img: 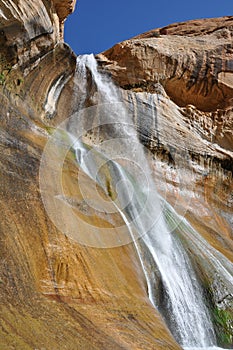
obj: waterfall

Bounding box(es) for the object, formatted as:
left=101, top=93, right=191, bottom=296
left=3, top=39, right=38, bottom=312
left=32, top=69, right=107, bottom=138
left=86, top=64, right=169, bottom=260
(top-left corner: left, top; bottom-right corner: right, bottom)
left=67, top=54, right=231, bottom=349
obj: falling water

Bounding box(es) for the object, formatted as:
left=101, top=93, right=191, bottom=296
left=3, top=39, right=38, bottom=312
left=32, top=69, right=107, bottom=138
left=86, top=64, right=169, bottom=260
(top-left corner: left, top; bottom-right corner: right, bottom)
left=67, top=54, right=231, bottom=349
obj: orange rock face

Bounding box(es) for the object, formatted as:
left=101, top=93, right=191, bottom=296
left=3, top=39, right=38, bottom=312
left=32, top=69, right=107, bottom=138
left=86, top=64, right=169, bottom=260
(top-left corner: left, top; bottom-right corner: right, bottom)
left=98, top=17, right=233, bottom=246
left=53, top=0, right=77, bottom=22
left=99, top=17, right=233, bottom=112
left=0, top=1, right=232, bottom=348
left=98, top=19, right=233, bottom=344
left=0, top=1, right=181, bottom=349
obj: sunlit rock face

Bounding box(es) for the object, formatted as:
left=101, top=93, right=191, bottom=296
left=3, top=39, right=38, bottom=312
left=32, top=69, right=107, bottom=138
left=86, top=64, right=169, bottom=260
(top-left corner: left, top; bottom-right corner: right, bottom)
left=98, top=16, right=233, bottom=244
left=0, top=0, right=232, bottom=347
left=99, top=17, right=233, bottom=112
left=98, top=18, right=233, bottom=344
left=53, top=0, right=76, bottom=23
left=0, top=1, right=182, bottom=349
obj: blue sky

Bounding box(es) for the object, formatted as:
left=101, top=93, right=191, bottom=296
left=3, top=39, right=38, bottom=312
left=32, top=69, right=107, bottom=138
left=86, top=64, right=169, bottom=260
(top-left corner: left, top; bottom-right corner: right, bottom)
left=64, top=0, right=232, bottom=55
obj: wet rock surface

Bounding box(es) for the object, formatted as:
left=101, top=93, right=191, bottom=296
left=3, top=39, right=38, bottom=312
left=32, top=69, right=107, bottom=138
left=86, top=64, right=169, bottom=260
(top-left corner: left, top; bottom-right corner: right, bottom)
left=0, top=1, right=181, bottom=349
left=98, top=17, right=233, bottom=242
left=0, top=2, right=232, bottom=348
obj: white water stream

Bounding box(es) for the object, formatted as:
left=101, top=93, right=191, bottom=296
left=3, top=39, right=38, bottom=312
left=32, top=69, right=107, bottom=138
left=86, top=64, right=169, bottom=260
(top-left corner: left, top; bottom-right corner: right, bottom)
left=66, top=54, right=232, bottom=349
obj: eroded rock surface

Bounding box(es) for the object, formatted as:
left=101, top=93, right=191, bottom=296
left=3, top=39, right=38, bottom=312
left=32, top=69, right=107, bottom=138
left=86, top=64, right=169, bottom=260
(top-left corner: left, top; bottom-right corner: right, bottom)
left=99, top=17, right=233, bottom=110
left=98, top=18, right=233, bottom=344
left=98, top=16, right=233, bottom=239
left=0, top=1, right=181, bottom=349
left=0, top=2, right=232, bottom=349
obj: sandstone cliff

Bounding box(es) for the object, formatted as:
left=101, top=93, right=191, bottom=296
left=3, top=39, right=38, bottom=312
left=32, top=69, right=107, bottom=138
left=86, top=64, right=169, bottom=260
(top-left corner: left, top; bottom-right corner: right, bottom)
left=0, top=1, right=232, bottom=349
left=98, top=16, right=233, bottom=252
left=0, top=1, right=182, bottom=349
